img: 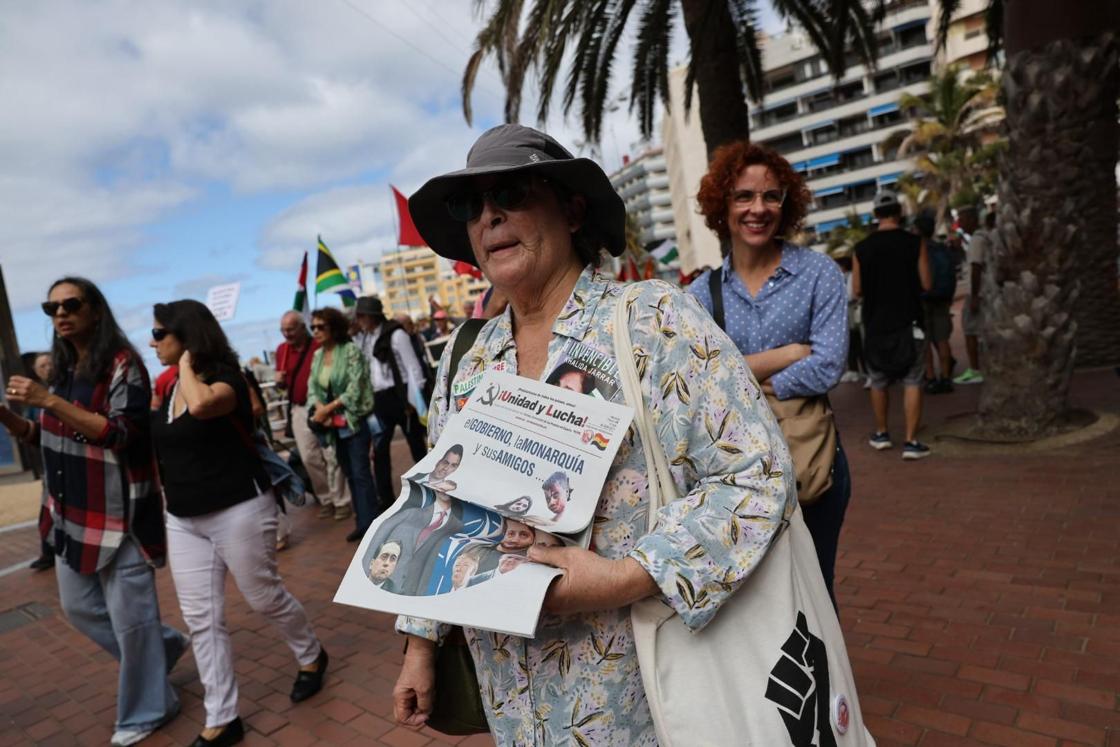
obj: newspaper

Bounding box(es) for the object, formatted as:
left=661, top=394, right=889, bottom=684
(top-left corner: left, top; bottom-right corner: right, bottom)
left=334, top=370, right=633, bottom=637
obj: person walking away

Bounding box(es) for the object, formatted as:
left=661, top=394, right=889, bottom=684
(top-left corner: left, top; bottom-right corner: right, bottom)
left=853, top=192, right=933, bottom=459
left=353, top=297, right=428, bottom=509
left=1, top=277, right=188, bottom=747
left=954, top=207, right=989, bottom=385
left=275, top=311, right=352, bottom=521
left=150, top=300, right=328, bottom=747
left=307, top=307, right=379, bottom=542
left=915, top=210, right=958, bottom=394
left=687, top=141, right=851, bottom=605
left=395, top=313, right=435, bottom=443
left=19, top=351, right=56, bottom=571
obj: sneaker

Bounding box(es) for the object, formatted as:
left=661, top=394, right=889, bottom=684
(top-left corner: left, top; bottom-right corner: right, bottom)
left=953, top=368, right=984, bottom=385
left=333, top=504, right=352, bottom=521
left=925, top=378, right=953, bottom=395
left=840, top=370, right=862, bottom=383
left=863, top=376, right=872, bottom=390
left=869, top=432, right=893, bottom=450
left=317, top=504, right=333, bottom=519
left=110, top=703, right=181, bottom=746
left=902, top=441, right=932, bottom=460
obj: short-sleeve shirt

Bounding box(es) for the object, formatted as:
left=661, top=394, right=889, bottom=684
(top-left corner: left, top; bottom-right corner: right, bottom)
left=967, top=228, right=991, bottom=266
left=152, top=369, right=268, bottom=517
left=854, top=229, right=923, bottom=336
left=275, top=339, right=319, bottom=406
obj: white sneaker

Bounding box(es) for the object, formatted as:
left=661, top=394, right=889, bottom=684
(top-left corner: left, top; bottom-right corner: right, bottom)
left=840, top=370, right=862, bottom=383
left=110, top=727, right=155, bottom=746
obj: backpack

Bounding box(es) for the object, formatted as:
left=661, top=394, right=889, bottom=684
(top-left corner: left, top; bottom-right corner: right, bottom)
left=925, top=240, right=956, bottom=301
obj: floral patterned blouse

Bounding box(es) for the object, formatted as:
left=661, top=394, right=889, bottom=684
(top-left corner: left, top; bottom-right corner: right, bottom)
left=397, top=265, right=796, bottom=746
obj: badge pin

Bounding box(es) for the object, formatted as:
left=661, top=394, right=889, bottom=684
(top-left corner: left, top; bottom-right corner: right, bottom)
left=832, top=694, right=850, bottom=735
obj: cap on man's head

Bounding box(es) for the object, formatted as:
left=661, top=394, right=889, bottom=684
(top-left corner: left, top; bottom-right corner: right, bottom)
left=355, top=296, right=384, bottom=317
left=433, top=310, right=449, bottom=320
left=873, top=190, right=901, bottom=211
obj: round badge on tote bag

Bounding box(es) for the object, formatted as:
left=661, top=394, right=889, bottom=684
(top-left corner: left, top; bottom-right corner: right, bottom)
left=832, top=694, right=850, bottom=735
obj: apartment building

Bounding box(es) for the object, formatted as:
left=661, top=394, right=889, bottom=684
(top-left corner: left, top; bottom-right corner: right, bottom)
left=663, top=0, right=938, bottom=268
left=608, top=147, right=677, bottom=249
left=373, top=247, right=488, bottom=320
left=932, top=0, right=992, bottom=70
left=750, top=0, right=933, bottom=245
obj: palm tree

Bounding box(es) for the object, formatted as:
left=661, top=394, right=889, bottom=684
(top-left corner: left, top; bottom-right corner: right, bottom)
left=824, top=211, right=870, bottom=258
left=461, top=0, right=888, bottom=159
left=884, top=64, right=1002, bottom=230
left=937, top=1, right=1120, bottom=435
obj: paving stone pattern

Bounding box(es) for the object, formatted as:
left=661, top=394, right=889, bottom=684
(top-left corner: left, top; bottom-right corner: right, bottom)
left=1, top=369, right=1117, bottom=746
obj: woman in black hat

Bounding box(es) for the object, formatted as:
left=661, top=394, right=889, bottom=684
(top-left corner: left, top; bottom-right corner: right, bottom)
left=391, top=125, right=800, bottom=744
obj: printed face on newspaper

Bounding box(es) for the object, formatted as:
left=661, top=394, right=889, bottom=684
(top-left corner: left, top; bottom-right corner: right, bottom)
left=334, top=370, right=633, bottom=637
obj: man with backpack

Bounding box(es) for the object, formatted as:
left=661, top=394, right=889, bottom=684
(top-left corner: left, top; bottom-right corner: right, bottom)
left=354, top=297, right=429, bottom=508
left=915, top=210, right=958, bottom=394
left=852, top=191, right=933, bottom=460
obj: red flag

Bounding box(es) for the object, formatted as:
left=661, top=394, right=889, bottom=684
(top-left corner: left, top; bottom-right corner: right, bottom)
left=392, top=185, right=426, bottom=247
left=453, top=260, right=483, bottom=279
left=642, top=257, right=657, bottom=280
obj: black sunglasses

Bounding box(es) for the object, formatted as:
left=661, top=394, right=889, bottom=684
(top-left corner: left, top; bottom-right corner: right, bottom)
left=151, top=327, right=172, bottom=341
left=309, top=323, right=327, bottom=331
left=445, top=177, right=537, bottom=222
left=41, top=298, right=85, bottom=317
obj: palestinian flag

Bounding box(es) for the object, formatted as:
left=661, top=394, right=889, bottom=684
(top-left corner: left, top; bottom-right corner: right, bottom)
left=292, top=251, right=309, bottom=314
left=649, top=239, right=679, bottom=266
left=316, top=236, right=356, bottom=307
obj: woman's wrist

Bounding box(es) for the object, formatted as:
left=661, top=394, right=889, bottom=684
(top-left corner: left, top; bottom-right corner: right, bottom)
left=404, top=635, right=437, bottom=661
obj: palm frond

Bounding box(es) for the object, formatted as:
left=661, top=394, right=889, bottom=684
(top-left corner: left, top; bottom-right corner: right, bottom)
left=579, top=0, right=640, bottom=141
left=727, top=0, right=765, bottom=102
left=934, top=0, right=962, bottom=52
left=534, top=3, right=586, bottom=124
left=629, top=0, right=676, bottom=138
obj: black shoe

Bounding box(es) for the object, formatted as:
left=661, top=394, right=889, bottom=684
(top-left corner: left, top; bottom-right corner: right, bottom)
left=188, top=717, right=243, bottom=747
left=290, top=647, right=329, bottom=703
left=29, top=555, right=53, bottom=571
left=345, top=527, right=364, bottom=542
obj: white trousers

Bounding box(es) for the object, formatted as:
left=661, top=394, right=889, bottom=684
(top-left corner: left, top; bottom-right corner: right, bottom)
left=290, top=403, right=351, bottom=507
left=167, top=492, right=320, bottom=727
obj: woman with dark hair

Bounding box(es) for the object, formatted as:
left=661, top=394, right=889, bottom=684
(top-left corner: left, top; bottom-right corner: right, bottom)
left=687, top=141, right=851, bottom=606
left=0, top=277, right=188, bottom=747
left=494, top=495, right=532, bottom=516
left=150, top=300, right=327, bottom=747
left=307, top=306, right=377, bottom=542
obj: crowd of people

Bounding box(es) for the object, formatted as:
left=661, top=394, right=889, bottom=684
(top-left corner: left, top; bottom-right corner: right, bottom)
left=0, top=121, right=995, bottom=746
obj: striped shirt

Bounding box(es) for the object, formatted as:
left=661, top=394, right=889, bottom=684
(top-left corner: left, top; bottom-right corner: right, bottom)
left=39, top=349, right=166, bottom=573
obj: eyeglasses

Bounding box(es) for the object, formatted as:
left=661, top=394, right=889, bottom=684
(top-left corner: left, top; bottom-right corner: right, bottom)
left=731, top=189, right=787, bottom=207
left=151, top=328, right=171, bottom=341
left=41, top=298, right=85, bottom=317
left=309, top=323, right=327, bottom=331
left=445, top=177, right=536, bottom=222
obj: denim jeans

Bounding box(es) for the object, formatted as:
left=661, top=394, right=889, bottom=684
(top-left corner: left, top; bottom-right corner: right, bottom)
left=335, top=418, right=379, bottom=532
left=801, top=442, right=852, bottom=610
left=372, top=391, right=427, bottom=505
left=55, top=538, right=188, bottom=731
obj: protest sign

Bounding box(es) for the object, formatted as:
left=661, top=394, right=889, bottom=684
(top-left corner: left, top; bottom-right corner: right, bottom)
left=334, top=370, right=633, bottom=637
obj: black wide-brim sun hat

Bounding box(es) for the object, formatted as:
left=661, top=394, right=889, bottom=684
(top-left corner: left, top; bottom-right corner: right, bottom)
left=408, top=124, right=627, bottom=267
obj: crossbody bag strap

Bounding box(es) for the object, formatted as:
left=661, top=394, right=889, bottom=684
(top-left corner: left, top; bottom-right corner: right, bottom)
left=707, top=266, right=725, bottom=330
left=612, top=285, right=678, bottom=534
left=444, top=318, right=487, bottom=412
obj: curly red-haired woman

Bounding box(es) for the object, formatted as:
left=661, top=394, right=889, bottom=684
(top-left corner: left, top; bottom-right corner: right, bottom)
left=687, top=141, right=851, bottom=606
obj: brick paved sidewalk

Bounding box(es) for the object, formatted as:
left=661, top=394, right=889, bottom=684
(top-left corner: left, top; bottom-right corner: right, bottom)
left=1, top=369, right=1117, bottom=746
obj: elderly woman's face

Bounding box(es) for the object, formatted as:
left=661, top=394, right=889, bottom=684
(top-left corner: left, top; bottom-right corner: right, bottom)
left=726, top=164, right=784, bottom=253
left=466, top=174, right=583, bottom=291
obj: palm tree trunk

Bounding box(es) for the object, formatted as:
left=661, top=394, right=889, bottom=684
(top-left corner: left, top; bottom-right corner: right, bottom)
left=978, top=8, right=1119, bottom=437
left=680, top=0, right=752, bottom=158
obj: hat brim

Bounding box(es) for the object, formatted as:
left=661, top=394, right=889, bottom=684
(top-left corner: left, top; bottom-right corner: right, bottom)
left=408, top=159, right=627, bottom=267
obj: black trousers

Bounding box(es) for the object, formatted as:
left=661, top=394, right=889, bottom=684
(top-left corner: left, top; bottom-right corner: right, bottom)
left=371, top=391, right=428, bottom=504
left=801, top=442, right=852, bottom=611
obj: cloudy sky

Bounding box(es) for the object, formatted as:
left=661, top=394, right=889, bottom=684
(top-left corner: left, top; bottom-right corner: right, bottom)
left=2, top=0, right=782, bottom=369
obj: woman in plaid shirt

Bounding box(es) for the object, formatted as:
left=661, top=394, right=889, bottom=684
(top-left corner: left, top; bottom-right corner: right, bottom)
left=2, top=277, right=189, bottom=747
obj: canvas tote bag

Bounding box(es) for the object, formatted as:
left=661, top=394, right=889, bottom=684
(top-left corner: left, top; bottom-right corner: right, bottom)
left=613, top=286, right=874, bottom=747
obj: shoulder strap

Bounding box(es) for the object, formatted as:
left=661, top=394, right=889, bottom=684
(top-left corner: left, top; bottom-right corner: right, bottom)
left=612, top=286, right=678, bottom=532
left=707, top=268, right=725, bottom=330
left=444, top=319, right=487, bottom=411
